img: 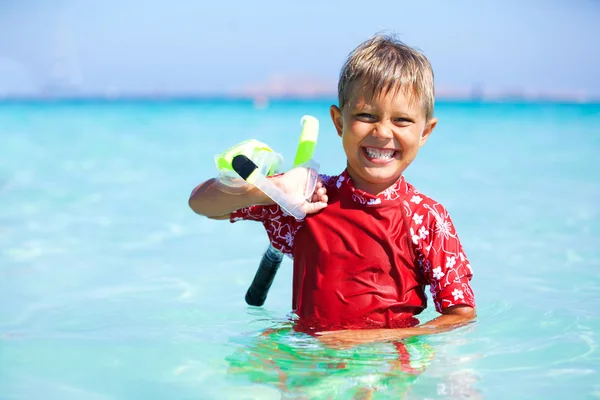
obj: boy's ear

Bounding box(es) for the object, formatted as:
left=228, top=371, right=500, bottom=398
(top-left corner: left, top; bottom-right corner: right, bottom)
left=420, top=117, right=438, bottom=147
left=329, top=105, right=343, bottom=137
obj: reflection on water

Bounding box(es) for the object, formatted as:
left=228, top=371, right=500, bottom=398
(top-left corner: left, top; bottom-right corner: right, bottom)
left=224, top=319, right=482, bottom=399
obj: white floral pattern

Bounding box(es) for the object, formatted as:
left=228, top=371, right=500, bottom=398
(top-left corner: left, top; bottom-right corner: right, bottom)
left=452, top=289, right=464, bottom=301
left=230, top=169, right=475, bottom=313
left=409, top=227, right=420, bottom=245
left=410, top=195, right=423, bottom=204
left=432, top=266, right=444, bottom=280
left=412, top=213, right=423, bottom=225
left=229, top=205, right=302, bottom=257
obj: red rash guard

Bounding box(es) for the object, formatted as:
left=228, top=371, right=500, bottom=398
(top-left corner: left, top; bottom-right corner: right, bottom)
left=231, top=170, right=475, bottom=332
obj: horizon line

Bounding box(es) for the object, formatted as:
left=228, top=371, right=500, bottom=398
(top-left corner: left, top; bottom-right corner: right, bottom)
left=0, top=91, right=599, bottom=105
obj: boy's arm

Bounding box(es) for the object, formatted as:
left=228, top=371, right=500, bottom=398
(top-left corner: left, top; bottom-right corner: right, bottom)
left=188, top=178, right=274, bottom=219
left=189, top=168, right=329, bottom=219
left=420, top=304, right=476, bottom=328
left=315, top=305, right=475, bottom=349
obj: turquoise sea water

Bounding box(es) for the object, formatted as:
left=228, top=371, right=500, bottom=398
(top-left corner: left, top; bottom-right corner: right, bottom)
left=0, top=99, right=599, bottom=399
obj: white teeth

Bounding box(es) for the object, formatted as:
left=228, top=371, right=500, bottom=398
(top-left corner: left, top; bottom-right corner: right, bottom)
left=365, top=148, right=395, bottom=159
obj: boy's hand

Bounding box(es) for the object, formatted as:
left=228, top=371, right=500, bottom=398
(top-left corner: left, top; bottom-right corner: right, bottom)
left=272, top=167, right=328, bottom=215
left=315, top=306, right=476, bottom=349
left=315, top=329, right=411, bottom=350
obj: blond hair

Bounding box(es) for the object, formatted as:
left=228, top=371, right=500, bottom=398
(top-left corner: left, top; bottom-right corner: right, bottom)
left=338, top=34, right=435, bottom=121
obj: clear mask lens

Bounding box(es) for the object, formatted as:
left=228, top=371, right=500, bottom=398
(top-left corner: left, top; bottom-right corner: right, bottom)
left=214, top=139, right=284, bottom=194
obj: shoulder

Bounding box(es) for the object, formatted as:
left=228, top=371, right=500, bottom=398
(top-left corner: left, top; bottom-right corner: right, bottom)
left=402, top=181, right=459, bottom=249
left=403, top=181, right=450, bottom=223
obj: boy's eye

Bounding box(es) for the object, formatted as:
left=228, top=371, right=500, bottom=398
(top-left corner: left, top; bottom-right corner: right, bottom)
left=394, top=117, right=413, bottom=125
left=356, top=113, right=376, bottom=121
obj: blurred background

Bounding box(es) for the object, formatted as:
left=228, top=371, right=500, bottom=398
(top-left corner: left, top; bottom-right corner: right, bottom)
left=1, top=1, right=599, bottom=400
left=1, top=0, right=599, bottom=101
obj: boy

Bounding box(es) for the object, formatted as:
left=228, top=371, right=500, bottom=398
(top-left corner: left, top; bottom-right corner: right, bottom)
left=189, top=34, right=476, bottom=350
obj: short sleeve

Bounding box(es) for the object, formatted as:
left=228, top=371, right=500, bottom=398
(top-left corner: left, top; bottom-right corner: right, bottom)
left=230, top=204, right=303, bottom=257
left=409, top=200, right=475, bottom=313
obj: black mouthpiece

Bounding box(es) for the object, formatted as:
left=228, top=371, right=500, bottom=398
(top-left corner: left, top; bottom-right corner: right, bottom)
left=232, top=154, right=258, bottom=181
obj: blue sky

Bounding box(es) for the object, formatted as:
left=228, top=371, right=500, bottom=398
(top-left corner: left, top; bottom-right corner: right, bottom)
left=0, top=0, right=598, bottom=97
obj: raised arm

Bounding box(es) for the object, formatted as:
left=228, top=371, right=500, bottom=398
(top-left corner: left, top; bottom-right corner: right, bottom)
left=188, top=178, right=273, bottom=219
left=189, top=168, right=329, bottom=220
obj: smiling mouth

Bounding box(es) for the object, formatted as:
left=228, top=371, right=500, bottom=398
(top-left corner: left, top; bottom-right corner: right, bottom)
left=361, top=146, right=399, bottom=163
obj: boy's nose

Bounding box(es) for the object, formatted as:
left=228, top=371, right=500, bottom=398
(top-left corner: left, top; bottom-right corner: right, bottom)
left=372, top=123, right=394, bottom=139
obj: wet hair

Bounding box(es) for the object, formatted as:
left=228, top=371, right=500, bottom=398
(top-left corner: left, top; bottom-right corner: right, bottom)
left=338, top=33, right=435, bottom=120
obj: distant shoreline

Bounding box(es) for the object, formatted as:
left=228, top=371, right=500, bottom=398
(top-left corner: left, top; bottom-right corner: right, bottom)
left=0, top=92, right=598, bottom=105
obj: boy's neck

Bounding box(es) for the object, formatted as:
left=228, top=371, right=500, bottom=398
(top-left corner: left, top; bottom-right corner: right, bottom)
left=344, top=167, right=403, bottom=195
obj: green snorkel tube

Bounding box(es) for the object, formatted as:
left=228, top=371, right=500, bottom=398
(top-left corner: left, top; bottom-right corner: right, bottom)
left=244, top=115, right=319, bottom=306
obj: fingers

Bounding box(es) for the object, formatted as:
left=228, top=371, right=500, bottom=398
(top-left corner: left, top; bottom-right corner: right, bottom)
left=310, top=192, right=328, bottom=204
left=311, top=186, right=327, bottom=200
left=305, top=200, right=327, bottom=215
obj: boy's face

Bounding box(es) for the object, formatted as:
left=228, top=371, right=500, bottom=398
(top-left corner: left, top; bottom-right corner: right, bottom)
left=330, top=85, right=437, bottom=194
